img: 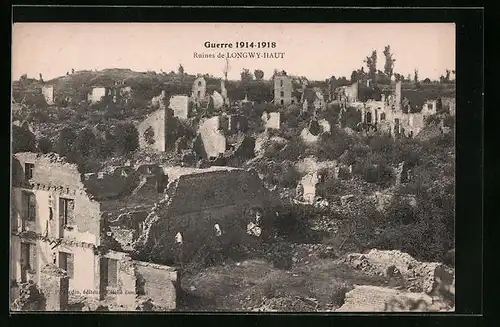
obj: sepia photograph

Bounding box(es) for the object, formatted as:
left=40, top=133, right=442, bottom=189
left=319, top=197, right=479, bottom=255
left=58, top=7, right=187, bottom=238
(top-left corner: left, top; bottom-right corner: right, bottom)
left=10, top=22, right=456, bottom=313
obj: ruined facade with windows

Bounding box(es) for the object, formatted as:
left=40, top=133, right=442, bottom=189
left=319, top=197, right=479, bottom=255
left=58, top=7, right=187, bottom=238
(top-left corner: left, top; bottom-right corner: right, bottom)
left=136, top=107, right=183, bottom=153
left=301, top=87, right=326, bottom=114
left=10, top=152, right=277, bottom=311
left=358, top=81, right=436, bottom=138
left=10, top=153, right=178, bottom=311
left=191, top=76, right=207, bottom=104
left=273, top=74, right=294, bottom=106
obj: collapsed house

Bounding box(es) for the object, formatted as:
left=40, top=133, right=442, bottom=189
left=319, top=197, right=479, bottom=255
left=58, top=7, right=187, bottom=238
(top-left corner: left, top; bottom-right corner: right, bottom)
left=301, top=87, right=326, bottom=115
left=11, top=153, right=177, bottom=311
left=195, top=114, right=251, bottom=160
left=136, top=106, right=186, bottom=153
left=354, top=81, right=450, bottom=138
left=11, top=152, right=277, bottom=310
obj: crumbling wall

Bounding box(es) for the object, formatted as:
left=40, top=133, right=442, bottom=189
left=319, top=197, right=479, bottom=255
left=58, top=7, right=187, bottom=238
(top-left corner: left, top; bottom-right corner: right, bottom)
left=12, top=153, right=101, bottom=243
left=345, top=82, right=359, bottom=102
left=198, top=116, right=227, bottom=158
left=337, top=285, right=438, bottom=312
left=101, top=251, right=137, bottom=310
left=139, top=169, right=273, bottom=260
left=261, top=112, right=281, bottom=130
left=13, top=152, right=84, bottom=188
left=137, top=109, right=166, bottom=152
left=88, top=87, right=106, bottom=104
left=40, top=264, right=69, bottom=311
left=211, top=91, right=224, bottom=110
left=134, top=261, right=177, bottom=310
left=151, top=90, right=166, bottom=109
left=191, top=77, right=206, bottom=102
left=169, top=95, right=189, bottom=119
left=167, top=169, right=269, bottom=216
left=341, top=250, right=455, bottom=296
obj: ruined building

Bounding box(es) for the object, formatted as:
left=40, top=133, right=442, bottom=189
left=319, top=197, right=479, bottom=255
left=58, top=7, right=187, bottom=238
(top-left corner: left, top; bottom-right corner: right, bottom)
left=191, top=76, right=207, bottom=104
left=274, top=74, right=294, bottom=106
left=11, top=153, right=277, bottom=310
left=136, top=107, right=183, bottom=153
left=359, top=81, right=437, bottom=138
left=87, top=87, right=107, bottom=104
left=196, top=114, right=251, bottom=160
left=11, top=153, right=178, bottom=311
left=301, top=87, right=326, bottom=114
left=335, top=81, right=360, bottom=105
left=134, top=166, right=278, bottom=261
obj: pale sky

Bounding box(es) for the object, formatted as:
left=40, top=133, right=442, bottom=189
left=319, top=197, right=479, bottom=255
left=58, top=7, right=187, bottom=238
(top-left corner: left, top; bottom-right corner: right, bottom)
left=12, top=23, right=455, bottom=82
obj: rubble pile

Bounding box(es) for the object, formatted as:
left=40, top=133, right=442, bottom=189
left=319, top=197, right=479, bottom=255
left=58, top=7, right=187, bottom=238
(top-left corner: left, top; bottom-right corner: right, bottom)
left=290, top=243, right=338, bottom=264
left=337, top=285, right=447, bottom=312
left=11, top=281, right=45, bottom=311
left=310, top=216, right=343, bottom=233
left=339, top=249, right=455, bottom=296
left=135, top=297, right=166, bottom=311
left=250, top=295, right=319, bottom=312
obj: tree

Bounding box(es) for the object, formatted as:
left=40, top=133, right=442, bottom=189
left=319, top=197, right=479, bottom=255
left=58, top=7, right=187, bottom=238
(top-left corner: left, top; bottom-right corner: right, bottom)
left=445, top=69, right=451, bottom=82
left=383, top=45, right=396, bottom=79
left=114, top=123, right=139, bottom=154
left=394, top=73, right=403, bottom=82
left=350, top=70, right=359, bottom=83
left=57, top=127, right=77, bottom=157
left=254, top=69, right=264, bottom=81
left=414, top=69, right=419, bottom=84
left=75, top=127, right=97, bottom=157
left=178, top=64, right=184, bottom=75
left=364, top=50, right=377, bottom=81
left=12, top=125, right=36, bottom=153
left=240, top=68, right=253, bottom=83
left=37, top=137, right=52, bottom=154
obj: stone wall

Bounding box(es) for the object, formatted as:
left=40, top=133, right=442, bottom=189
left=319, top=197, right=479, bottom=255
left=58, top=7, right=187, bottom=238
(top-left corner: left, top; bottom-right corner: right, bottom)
left=88, top=87, right=106, bottom=104
left=134, top=261, right=178, bottom=310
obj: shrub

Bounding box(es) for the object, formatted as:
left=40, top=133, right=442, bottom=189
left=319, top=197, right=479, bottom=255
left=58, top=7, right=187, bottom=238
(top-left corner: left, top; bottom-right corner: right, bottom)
left=57, top=127, right=77, bottom=157
left=12, top=125, right=36, bottom=153
left=75, top=127, right=97, bottom=157
left=114, top=123, right=139, bottom=154
left=37, top=137, right=52, bottom=153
